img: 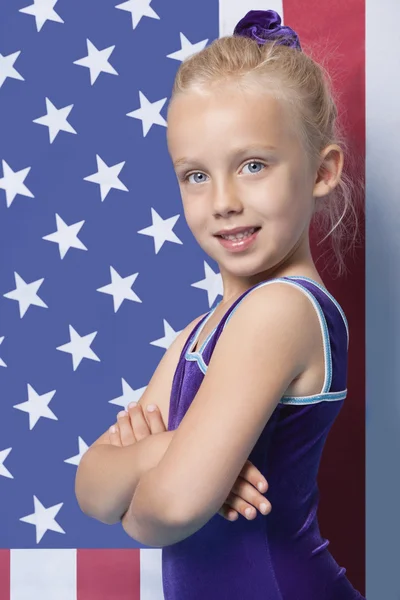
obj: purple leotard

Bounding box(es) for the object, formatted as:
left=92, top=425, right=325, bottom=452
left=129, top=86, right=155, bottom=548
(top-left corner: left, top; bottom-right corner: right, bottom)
left=163, top=276, right=365, bottom=600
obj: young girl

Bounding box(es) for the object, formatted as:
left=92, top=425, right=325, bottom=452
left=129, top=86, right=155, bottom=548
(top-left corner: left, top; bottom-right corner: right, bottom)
left=108, top=9, right=365, bottom=599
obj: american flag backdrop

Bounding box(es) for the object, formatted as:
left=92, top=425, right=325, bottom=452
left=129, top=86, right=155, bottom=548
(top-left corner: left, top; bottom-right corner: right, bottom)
left=0, top=0, right=367, bottom=598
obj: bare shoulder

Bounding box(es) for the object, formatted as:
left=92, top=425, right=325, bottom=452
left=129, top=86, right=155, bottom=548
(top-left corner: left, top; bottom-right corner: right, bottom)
left=213, top=281, right=322, bottom=373
left=89, top=311, right=207, bottom=448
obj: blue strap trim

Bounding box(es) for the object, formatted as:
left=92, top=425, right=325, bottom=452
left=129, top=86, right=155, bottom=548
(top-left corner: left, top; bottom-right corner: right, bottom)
left=280, top=390, right=347, bottom=405
left=185, top=351, right=208, bottom=374
left=186, top=305, right=219, bottom=355
left=285, top=276, right=349, bottom=349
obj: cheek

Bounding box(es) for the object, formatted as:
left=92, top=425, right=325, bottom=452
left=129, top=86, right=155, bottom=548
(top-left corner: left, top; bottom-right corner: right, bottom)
left=182, top=197, right=207, bottom=227
left=181, top=208, right=204, bottom=242
left=276, top=202, right=310, bottom=243
left=264, top=199, right=304, bottom=238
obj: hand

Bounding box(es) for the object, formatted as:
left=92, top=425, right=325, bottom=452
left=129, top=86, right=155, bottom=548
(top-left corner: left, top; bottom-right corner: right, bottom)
left=217, top=459, right=272, bottom=521
left=109, top=402, right=167, bottom=446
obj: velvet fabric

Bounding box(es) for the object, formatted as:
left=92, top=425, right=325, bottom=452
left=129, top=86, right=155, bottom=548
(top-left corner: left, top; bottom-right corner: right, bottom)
left=233, top=9, right=302, bottom=52
left=163, top=276, right=365, bottom=599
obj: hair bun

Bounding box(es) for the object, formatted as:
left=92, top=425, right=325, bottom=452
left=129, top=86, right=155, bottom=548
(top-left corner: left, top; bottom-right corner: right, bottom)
left=233, top=9, right=302, bottom=51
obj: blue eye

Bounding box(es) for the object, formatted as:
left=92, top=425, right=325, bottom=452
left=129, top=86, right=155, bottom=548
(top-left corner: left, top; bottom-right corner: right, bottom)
left=183, top=160, right=266, bottom=184
left=242, top=161, right=266, bottom=175
left=186, top=172, right=208, bottom=185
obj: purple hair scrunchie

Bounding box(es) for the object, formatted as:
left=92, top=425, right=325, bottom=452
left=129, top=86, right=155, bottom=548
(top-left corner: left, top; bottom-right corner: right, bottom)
left=233, top=9, right=302, bottom=52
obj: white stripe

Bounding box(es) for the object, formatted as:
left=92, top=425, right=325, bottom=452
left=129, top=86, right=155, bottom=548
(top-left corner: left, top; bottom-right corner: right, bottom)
left=10, top=549, right=76, bottom=600
left=140, top=548, right=164, bottom=600
left=219, top=0, right=285, bottom=38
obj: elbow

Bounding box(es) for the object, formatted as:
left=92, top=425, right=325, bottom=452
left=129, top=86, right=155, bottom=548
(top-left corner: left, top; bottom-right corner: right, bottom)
left=74, top=450, right=116, bottom=526
left=74, top=452, right=91, bottom=514
left=120, top=506, right=147, bottom=544
left=161, top=487, right=211, bottom=530
left=121, top=470, right=194, bottom=546
left=164, top=501, right=196, bottom=530
left=165, top=496, right=222, bottom=537
left=121, top=503, right=193, bottom=547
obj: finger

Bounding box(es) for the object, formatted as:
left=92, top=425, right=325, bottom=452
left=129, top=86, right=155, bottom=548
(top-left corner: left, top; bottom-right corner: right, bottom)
left=109, top=423, right=122, bottom=446
left=117, top=411, right=136, bottom=446
left=143, top=403, right=167, bottom=434
left=126, top=403, right=151, bottom=441
left=225, top=490, right=271, bottom=520
left=218, top=504, right=239, bottom=522
left=240, top=459, right=269, bottom=493
left=231, top=476, right=272, bottom=514
left=224, top=491, right=257, bottom=520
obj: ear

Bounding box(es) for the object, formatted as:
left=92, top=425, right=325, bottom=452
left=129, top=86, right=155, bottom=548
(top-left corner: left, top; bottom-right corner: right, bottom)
left=313, top=144, right=344, bottom=199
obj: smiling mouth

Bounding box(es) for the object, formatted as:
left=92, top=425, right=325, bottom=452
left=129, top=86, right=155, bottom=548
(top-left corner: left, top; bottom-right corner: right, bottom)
left=215, top=227, right=262, bottom=238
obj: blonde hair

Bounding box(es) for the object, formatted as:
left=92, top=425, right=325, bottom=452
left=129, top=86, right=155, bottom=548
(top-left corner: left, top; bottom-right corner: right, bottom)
left=169, top=35, right=364, bottom=278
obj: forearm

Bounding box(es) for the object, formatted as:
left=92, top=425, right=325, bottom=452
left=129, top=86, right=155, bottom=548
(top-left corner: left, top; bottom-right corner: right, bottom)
left=75, top=430, right=176, bottom=525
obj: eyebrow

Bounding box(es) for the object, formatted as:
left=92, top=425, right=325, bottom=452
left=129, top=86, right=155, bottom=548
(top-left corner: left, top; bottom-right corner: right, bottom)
left=173, top=144, right=278, bottom=168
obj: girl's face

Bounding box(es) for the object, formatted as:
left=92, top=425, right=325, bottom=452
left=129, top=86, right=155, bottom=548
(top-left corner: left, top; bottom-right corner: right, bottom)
left=167, top=84, right=318, bottom=296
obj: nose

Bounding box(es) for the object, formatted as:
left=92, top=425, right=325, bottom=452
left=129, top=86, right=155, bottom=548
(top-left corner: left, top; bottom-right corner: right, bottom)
left=212, top=180, right=244, bottom=217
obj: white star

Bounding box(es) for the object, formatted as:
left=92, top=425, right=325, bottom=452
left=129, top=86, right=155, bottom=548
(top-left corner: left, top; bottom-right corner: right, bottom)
left=73, top=39, right=118, bottom=85
left=0, top=160, right=34, bottom=208
left=19, top=0, right=64, bottom=32
left=97, top=266, right=141, bottom=313
left=33, top=97, right=77, bottom=143
left=84, top=154, right=128, bottom=201
left=3, top=272, right=48, bottom=318
left=13, top=384, right=57, bottom=430
left=20, top=496, right=65, bottom=544
left=0, top=337, right=6, bottom=368
left=0, top=448, right=13, bottom=479
left=64, top=437, right=90, bottom=467
left=0, top=51, right=24, bottom=88
left=191, top=261, right=224, bottom=307
left=109, top=378, right=147, bottom=410
left=167, top=33, right=209, bottom=62
left=115, top=0, right=159, bottom=30
left=42, top=213, right=87, bottom=259
left=56, top=325, right=100, bottom=371
left=150, top=320, right=184, bottom=350
left=137, top=207, right=182, bottom=254
left=127, top=91, right=167, bottom=137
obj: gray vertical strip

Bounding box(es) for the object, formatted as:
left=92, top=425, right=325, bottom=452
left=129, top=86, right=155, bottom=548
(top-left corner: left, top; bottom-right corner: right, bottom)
left=366, top=0, right=400, bottom=598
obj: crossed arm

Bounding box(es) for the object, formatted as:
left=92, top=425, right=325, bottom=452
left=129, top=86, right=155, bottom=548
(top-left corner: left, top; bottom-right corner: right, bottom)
left=121, top=283, right=316, bottom=547
left=75, top=429, right=176, bottom=525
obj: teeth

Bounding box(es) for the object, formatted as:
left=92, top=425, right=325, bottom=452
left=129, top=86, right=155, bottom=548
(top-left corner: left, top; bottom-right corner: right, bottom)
left=221, top=227, right=256, bottom=240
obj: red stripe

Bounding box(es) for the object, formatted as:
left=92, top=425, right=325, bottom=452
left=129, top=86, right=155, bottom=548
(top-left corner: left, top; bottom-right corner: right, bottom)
left=283, top=0, right=365, bottom=596
left=77, top=549, right=141, bottom=600
left=0, top=550, right=10, bottom=599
